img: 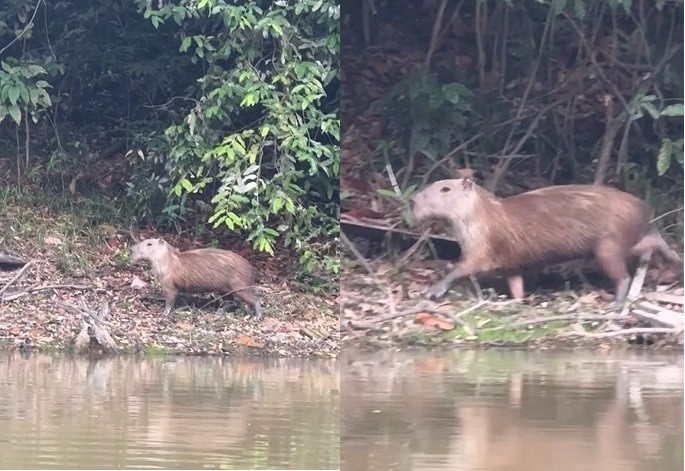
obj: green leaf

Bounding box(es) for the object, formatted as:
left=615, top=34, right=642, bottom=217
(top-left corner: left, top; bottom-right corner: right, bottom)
left=657, top=139, right=673, bottom=176
left=28, top=88, right=39, bottom=105
left=240, top=93, right=257, bottom=107
left=8, top=104, right=20, bottom=124
left=179, top=178, right=194, bottom=192
left=660, top=104, right=684, bottom=117
left=376, top=188, right=403, bottom=201
left=552, top=0, right=568, bottom=14
left=573, top=0, right=587, bottom=19
left=271, top=197, right=284, bottom=213
left=180, top=36, right=192, bottom=52
left=8, top=87, right=20, bottom=106
left=428, top=93, right=444, bottom=109
left=442, top=83, right=462, bottom=104
left=641, top=102, right=660, bottom=119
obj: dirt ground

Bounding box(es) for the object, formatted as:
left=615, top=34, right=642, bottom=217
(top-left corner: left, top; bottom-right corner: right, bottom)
left=341, top=251, right=684, bottom=351
left=0, top=201, right=339, bottom=358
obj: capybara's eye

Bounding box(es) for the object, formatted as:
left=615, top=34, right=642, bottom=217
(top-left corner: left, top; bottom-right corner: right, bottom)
left=440, top=186, right=450, bottom=192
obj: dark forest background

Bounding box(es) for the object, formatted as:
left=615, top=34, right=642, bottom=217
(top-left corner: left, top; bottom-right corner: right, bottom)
left=340, top=0, right=683, bottom=247
left=0, top=0, right=340, bottom=278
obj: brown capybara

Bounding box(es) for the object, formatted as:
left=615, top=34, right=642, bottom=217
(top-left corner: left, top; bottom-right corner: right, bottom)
left=130, top=238, right=262, bottom=320
left=407, top=178, right=682, bottom=307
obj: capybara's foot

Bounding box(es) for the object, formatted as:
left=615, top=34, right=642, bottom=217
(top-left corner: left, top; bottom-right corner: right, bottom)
left=423, top=280, right=450, bottom=300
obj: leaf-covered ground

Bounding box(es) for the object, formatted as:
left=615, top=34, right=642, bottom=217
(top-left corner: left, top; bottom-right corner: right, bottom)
left=0, top=197, right=339, bottom=358
left=341, top=252, right=684, bottom=351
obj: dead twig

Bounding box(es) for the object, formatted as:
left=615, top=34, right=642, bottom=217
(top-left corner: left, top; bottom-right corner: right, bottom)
left=0, top=260, right=35, bottom=300
left=1, top=283, right=100, bottom=302
left=561, top=327, right=683, bottom=339
left=341, top=231, right=376, bottom=277
left=513, top=314, right=628, bottom=327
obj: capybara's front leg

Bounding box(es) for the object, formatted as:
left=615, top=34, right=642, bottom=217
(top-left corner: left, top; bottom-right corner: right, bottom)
left=163, top=286, right=178, bottom=317
left=424, top=259, right=483, bottom=300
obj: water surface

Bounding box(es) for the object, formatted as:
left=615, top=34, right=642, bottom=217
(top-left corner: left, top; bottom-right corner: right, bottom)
left=342, top=349, right=683, bottom=471
left=0, top=354, right=340, bottom=469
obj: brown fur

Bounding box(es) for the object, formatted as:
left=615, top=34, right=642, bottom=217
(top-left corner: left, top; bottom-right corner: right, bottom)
left=130, top=238, right=262, bottom=319
left=408, top=178, right=682, bottom=306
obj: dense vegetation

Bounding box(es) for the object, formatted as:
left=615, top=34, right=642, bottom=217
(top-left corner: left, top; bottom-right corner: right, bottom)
left=341, top=0, right=683, bottom=243
left=0, top=0, right=340, bottom=278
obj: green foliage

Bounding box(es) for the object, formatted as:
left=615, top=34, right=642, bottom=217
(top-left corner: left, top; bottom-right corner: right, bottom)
left=657, top=138, right=684, bottom=176
left=380, top=73, right=474, bottom=163
left=133, top=0, right=340, bottom=274
left=0, top=58, right=52, bottom=125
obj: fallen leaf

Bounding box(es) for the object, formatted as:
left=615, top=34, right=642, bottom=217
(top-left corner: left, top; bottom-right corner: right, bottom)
left=176, top=321, right=194, bottom=331
left=413, top=312, right=455, bottom=331
left=130, top=276, right=148, bottom=289
left=106, top=237, right=121, bottom=251
left=235, top=336, right=265, bottom=348
left=578, top=291, right=600, bottom=304
left=44, top=235, right=63, bottom=246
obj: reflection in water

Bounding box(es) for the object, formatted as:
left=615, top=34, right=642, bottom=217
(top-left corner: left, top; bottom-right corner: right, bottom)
left=0, top=354, right=339, bottom=469
left=342, top=350, right=683, bottom=471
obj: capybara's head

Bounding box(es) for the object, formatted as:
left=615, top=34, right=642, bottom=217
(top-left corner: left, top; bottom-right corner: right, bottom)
left=130, top=238, right=169, bottom=263
left=408, top=178, right=481, bottom=225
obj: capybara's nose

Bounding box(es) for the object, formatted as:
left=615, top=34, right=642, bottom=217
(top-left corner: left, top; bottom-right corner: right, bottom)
left=408, top=197, right=416, bottom=211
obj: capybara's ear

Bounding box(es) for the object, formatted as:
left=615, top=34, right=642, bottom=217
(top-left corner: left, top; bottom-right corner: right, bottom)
left=461, top=177, right=474, bottom=191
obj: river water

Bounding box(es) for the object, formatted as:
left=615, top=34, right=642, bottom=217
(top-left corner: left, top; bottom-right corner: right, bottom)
left=0, top=354, right=340, bottom=469
left=342, top=349, right=683, bottom=471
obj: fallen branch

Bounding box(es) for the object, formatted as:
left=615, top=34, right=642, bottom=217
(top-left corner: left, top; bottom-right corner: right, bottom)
left=631, top=300, right=683, bottom=328
left=0, top=260, right=35, bottom=300
left=513, top=314, right=628, bottom=327
left=561, top=327, right=683, bottom=339
left=57, top=298, right=119, bottom=354
left=643, top=292, right=685, bottom=305
left=1, top=283, right=100, bottom=302
left=341, top=231, right=376, bottom=277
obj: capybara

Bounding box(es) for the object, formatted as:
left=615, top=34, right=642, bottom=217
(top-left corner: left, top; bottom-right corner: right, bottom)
left=407, top=178, right=682, bottom=307
left=130, top=238, right=262, bottom=320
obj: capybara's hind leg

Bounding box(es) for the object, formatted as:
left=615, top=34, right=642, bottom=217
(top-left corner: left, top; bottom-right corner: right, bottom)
left=507, top=274, right=525, bottom=299
left=235, top=288, right=262, bottom=321
left=595, top=241, right=631, bottom=308
left=631, top=229, right=682, bottom=267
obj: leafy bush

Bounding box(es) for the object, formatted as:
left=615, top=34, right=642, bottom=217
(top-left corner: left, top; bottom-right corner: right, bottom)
left=131, top=0, right=340, bottom=275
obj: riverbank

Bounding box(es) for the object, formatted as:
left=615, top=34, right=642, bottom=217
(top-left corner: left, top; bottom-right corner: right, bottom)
left=341, top=254, right=684, bottom=351
left=0, top=195, right=339, bottom=358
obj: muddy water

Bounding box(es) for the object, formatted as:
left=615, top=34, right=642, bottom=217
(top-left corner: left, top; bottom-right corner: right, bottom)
left=0, top=354, right=340, bottom=469
left=342, top=350, right=683, bottom=471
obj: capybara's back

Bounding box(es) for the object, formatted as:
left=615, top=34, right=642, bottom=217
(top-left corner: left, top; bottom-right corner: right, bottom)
left=172, top=248, right=258, bottom=302
left=487, top=184, right=652, bottom=268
